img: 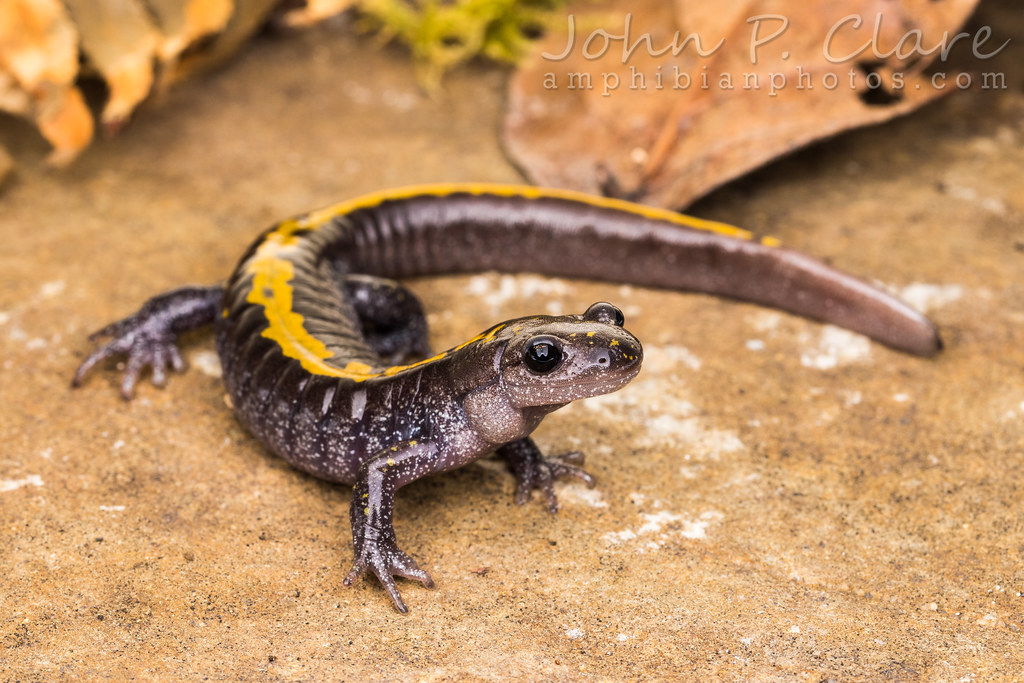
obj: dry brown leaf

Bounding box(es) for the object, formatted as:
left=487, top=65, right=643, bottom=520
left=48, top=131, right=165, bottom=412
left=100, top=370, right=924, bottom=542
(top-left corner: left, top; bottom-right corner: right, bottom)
left=173, top=0, right=281, bottom=81
left=504, top=0, right=982, bottom=208
left=63, top=0, right=162, bottom=130
left=146, top=0, right=234, bottom=63
left=0, top=0, right=93, bottom=164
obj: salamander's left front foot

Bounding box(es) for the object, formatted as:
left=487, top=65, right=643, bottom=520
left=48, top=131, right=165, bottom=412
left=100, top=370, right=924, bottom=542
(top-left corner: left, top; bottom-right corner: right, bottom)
left=498, top=437, right=596, bottom=513
left=344, top=439, right=441, bottom=612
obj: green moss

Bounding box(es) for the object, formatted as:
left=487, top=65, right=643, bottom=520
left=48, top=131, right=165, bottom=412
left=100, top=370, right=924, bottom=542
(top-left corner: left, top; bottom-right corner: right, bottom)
left=356, top=0, right=565, bottom=87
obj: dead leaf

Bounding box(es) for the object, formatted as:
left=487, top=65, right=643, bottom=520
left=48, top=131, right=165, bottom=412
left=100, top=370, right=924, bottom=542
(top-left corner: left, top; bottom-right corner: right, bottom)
left=172, top=0, right=282, bottom=82
left=63, top=0, right=162, bottom=131
left=504, top=0, right=982, bottom=208
left=147, top=0, right=234, bottom=63
left=0, top=0, right=94, bottom=165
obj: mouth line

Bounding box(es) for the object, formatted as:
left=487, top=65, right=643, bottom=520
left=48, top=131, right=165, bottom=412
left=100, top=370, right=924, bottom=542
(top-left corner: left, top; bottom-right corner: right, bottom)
left=512, top=363, right=642, bottom=391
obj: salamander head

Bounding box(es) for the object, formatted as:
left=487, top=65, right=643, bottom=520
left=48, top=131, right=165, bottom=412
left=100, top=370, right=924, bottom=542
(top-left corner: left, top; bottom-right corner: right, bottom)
left=498, top=302, right=643, bottom=408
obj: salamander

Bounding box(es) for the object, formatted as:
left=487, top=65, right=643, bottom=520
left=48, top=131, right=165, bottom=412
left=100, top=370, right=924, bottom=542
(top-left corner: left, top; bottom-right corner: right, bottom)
left=72, top=183, right=941, bottom=612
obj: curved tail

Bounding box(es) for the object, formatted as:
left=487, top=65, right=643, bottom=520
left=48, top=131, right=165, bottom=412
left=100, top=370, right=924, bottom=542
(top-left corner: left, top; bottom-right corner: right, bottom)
left=286, top=184, right=943, bottom=356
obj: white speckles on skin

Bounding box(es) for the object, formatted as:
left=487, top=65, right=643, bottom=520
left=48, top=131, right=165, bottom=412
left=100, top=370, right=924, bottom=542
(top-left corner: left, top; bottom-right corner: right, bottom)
left=0, top=475, right=43, bottom=492
left=799, top=326, right=872, bottom=370
left=898, top=283, right=964, bottom=313
left=191, top=350, right=223, bottom=378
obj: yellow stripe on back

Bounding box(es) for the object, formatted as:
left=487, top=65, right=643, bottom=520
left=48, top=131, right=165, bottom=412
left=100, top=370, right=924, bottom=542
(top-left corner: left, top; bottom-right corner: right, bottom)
left=266, top=182, right=769, bottom=243
left=243, top=184, right=778, bottom=379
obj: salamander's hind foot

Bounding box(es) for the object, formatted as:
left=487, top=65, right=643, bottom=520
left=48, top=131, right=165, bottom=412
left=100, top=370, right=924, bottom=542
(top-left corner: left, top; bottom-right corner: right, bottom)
left=498, top=437, right=597, bottom=513
left=71, top=286, right=222, bottom=400
left=344, top=525, right=435, bottom=614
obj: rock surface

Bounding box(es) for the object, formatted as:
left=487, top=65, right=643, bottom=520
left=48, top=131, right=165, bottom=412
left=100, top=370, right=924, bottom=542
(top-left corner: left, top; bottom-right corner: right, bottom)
left=1, top=4, right=1021, bottom=678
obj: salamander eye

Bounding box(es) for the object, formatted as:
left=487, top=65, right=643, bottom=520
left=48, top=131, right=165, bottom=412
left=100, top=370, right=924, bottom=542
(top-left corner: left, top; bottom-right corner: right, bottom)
left=584, top=302, right=625, bottom=327
left=523, top=336, right=563, bottom=373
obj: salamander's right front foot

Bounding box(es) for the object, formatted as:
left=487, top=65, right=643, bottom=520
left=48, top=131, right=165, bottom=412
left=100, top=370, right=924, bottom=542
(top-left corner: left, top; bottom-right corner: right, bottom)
left=344, top=524, right=435, bottom=614
left=73, top=316, right=187, bottom=400
left=71, top=286, right=222, bottom=399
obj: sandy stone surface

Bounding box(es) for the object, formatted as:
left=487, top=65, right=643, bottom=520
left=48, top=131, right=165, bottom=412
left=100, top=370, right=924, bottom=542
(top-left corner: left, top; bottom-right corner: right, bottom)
left=1, top=3, right=1022, bottom=679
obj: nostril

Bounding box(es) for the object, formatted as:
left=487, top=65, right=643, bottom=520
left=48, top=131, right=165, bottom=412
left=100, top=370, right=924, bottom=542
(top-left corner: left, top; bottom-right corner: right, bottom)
left=596, top=350, right=610, bottom=365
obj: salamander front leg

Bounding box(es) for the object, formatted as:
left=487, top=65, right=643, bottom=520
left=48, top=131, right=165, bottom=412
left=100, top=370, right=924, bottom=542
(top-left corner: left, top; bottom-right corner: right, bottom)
left=72, top=285, right=222, bottom=399
left=498, top=437, right=596, bottom=513
left=343, top=439, right=439, bottom=613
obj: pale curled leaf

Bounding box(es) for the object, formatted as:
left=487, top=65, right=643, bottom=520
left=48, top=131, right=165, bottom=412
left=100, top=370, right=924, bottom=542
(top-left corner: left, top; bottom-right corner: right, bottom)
left=63, top=0, right=161, bottom=129
left=504, top=0, right=982, bottom=208
left=0, top=0, right=93, bottom=164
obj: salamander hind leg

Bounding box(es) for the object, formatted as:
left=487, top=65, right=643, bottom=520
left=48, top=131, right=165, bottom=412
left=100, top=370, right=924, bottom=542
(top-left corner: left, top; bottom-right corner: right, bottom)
left=343, top=439, right=440, bottom=613
left=72, top=285, right=222, bottom=399
left=498, top=437, right=596, bottom=513
left=342, top=274, right=432, bottom=364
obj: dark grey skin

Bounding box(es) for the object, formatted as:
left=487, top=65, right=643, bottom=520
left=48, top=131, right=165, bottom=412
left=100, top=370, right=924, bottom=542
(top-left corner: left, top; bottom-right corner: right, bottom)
left=76, top=290, right=641, bottom=613
left=73, top=186, right=941, bottom=612
left=334, top=305, right=642, bottom=611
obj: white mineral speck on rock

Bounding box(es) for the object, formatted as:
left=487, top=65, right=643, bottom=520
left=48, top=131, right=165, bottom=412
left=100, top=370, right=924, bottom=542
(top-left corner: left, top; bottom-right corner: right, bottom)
left=800, top=326, right=871, bottom=370
left=899, top=283, right=964, bottom=313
